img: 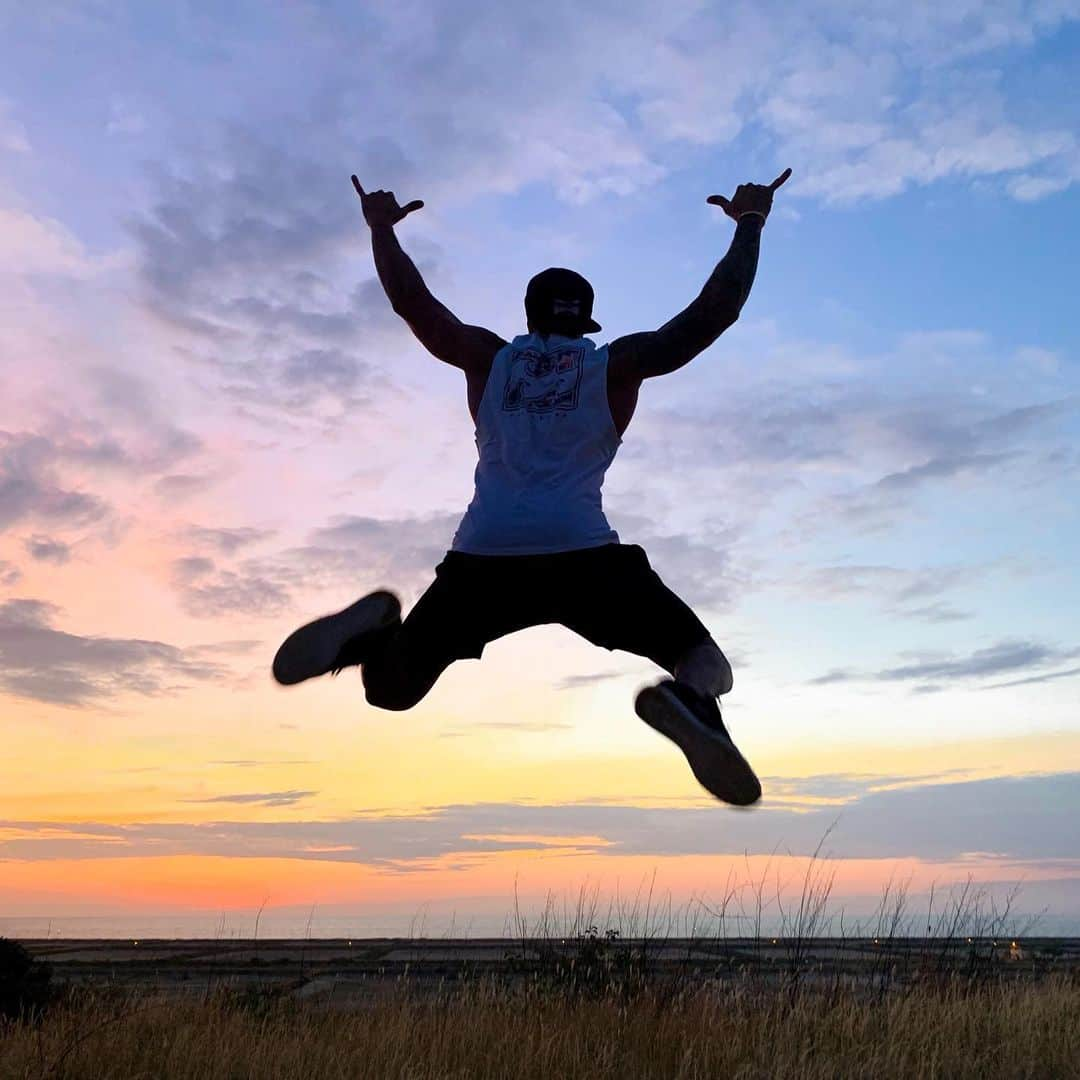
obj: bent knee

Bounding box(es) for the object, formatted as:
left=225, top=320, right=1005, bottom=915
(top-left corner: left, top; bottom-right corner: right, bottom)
left=363, top=680, right=423, bottom=712
left=707, top=641, right=733, bottom=694
left=676, top=637, right=733, bottom=697
left=717, top=656, right=734, bottom=695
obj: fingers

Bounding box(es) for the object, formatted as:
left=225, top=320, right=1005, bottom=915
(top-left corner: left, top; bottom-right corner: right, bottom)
left=707, top=194, right=735, bottom=217
left=768, top=167, right=792, bottom=192
left=401, top=199, right=425, bottom=216
left=351, top=175, right=365, bottom=197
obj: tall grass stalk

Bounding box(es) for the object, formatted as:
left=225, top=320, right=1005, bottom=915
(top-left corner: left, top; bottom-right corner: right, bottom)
left=2, top=977, right=1076, bottom=1080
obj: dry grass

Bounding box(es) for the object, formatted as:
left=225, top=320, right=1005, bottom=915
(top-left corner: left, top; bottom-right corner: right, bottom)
left=2, top=976, right=1078, bottom=1080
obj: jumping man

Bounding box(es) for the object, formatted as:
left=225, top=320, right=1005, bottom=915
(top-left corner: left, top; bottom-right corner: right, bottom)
left=273, top=167, right=792, bottom=806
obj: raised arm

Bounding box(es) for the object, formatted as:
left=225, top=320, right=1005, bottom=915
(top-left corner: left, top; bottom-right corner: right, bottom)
left=353, top=177, right=505, bottom=377
left=609, top=169, right=791, bottom=384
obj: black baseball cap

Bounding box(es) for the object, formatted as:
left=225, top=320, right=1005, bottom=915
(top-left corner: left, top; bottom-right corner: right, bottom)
left=524, top=267, right=601, bottom=334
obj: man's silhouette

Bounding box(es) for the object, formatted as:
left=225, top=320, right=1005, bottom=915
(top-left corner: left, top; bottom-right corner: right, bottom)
left=273, top=167, right=791, bottom=805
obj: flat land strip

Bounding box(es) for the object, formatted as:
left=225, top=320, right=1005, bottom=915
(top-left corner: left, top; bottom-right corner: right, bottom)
left=4, top=939, right=1079, bottom=1078
left=20, top=935, right=1080, bottom=1003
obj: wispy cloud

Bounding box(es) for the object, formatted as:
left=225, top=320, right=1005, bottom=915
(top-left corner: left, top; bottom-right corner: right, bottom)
left=986, top=665, right=1080, bottom=690
left=3, top=772, right=1077, bottom=865
left=24, top=535, right=72, bottom=565
left=0, top=598, right=227, bottom=707
left=184, top=526, right=274, bottom=557
left=0, top=432, right=109, bottom=531
left=811, top=640, right=1080, bottom=691
left=184, top=790, right=317, bottom=807
left=557, top=672, right=625, bottom=691
left=170, top=555, right=291, bottom=620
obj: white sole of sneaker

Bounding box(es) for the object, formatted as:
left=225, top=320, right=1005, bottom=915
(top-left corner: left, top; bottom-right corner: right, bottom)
left=634, top=683, right=761, bottom=806
left=272, top=591, right=400, bottom=686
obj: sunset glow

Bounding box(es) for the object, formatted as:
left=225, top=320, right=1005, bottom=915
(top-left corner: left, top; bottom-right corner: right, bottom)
left=1, top=2, right=1078, bottom=937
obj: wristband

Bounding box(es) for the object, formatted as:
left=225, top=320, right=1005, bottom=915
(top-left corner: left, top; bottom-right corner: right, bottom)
left=737, top=211, right=767, bottom=223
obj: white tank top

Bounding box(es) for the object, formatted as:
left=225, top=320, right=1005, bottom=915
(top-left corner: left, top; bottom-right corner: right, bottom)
left=451, top=332, right=621, bottom=555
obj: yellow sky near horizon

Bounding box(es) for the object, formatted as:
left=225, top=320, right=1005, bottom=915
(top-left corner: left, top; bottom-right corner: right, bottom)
left=2, top=1, right=1079, bottom=932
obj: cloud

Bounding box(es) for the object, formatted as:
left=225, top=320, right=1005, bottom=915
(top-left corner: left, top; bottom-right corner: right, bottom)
left=621, top=329, right=1077, bottom=554
left=294, top=512, right=462, bottom=596
left=986, top=664, right=1080, bottom=690
left=0, top=98, right=30, bottom=154
left=0, top=560, right=23, bottom=587
left=348, top=2, right=1078, bottom=204
left=0, top=432, right=109, bottom=531
left=170, top=555, right=291, bottom=619
left=330, top=3, right=1077, bottom=205
left=71, top=366, right=205, bottom=476
left=2, top=771, right=1077, bottom=865
left=184, top=790, right=317, bottom=807
left=0, top=207, right=101, bottom=277
left=880, top=641, right=1080, bottom=682
left=0, top=597, right=227, bottom=706
left=105, top=97, right=146, bottom=137
left=811, top=640, right=1080, bottom=690
left=185, top=526, right=274, bottom=556
left=208, top=759, right=314, bottom=767
left=24, top=535, right=72, bottom=565
left=796, top=563, right=984, bottom=622
left=557, top=671, right=625, bottom=691
left=153, top=473, right=216, bottom=500
left=471, top=720, right=574, bottom=732
left=0, top=408, right=203, bottom=543
left=130, top=129, right=399, bottom=423
left=873, top=451, right=1014, bottom=493
left=603, top=512, right=740, bottom=613
left=116, top=4, right=1078, bottom=437
left=166, top=510, right=458, bottom=618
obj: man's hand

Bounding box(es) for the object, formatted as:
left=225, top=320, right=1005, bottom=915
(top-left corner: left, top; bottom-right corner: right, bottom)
left=707, top=168, right=792, bottom=223
left=352, top=175, right=424, bottom=229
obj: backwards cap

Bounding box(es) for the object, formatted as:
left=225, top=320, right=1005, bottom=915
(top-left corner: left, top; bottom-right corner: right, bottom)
left=524, top=267, right=601, bottom=333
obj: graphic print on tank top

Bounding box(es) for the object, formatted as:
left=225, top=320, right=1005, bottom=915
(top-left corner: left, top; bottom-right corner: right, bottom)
left=502, top=344, right=584, bottom=413
left=451, top=333, right=620, bottom=555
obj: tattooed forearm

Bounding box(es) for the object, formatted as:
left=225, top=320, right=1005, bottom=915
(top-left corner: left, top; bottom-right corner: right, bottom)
left=665, top=213, right=762, bottom=350
left=615, top=215, right=763, bottom=379
left=709, top=213, right=763, bottom=314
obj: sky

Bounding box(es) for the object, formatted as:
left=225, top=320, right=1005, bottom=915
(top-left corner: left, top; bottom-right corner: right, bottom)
left=1, top=0, right=1079, bottom=938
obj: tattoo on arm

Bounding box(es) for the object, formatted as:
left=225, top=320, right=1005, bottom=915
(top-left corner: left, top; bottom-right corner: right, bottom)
left=614, top=215, right=763, bottom=380
left=711, top=213, right=762, bottom=314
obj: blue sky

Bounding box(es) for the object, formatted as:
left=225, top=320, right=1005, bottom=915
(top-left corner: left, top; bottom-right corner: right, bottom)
left=1, top=1, right=1078, bottom=933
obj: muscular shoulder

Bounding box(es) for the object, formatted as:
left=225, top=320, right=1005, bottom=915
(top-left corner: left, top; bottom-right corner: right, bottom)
left=606, top=332, right=652, bottom=387
left=457, top=324, right=506, bottom=379
left=406, top=306, right=506, bottom=376
left=604, top=336, right=643, bottom=436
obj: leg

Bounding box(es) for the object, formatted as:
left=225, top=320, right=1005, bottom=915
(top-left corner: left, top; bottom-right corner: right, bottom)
left=360, top=623, right=455, bottom=712
left=558, top=544, right=758, bottom=806
left=674, top=635, right=733, bottom=697
left=363, top=550, right=549, bottom=711
left=558, top=544, right=713, bottom=678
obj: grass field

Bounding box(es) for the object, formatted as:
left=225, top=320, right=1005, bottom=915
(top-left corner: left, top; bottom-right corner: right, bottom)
left=2, top=974, right=1078, bottom=1079
left=5, top=874, right=1078, bottom=1077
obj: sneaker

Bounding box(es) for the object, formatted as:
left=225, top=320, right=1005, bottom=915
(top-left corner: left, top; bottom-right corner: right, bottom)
left=272, top=590, right=401, bottom=686
left=634, top=679, right=761, bottom=806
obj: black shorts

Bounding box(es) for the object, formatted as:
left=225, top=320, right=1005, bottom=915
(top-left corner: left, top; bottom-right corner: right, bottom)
left=396, top=542, right=710, bottom=675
